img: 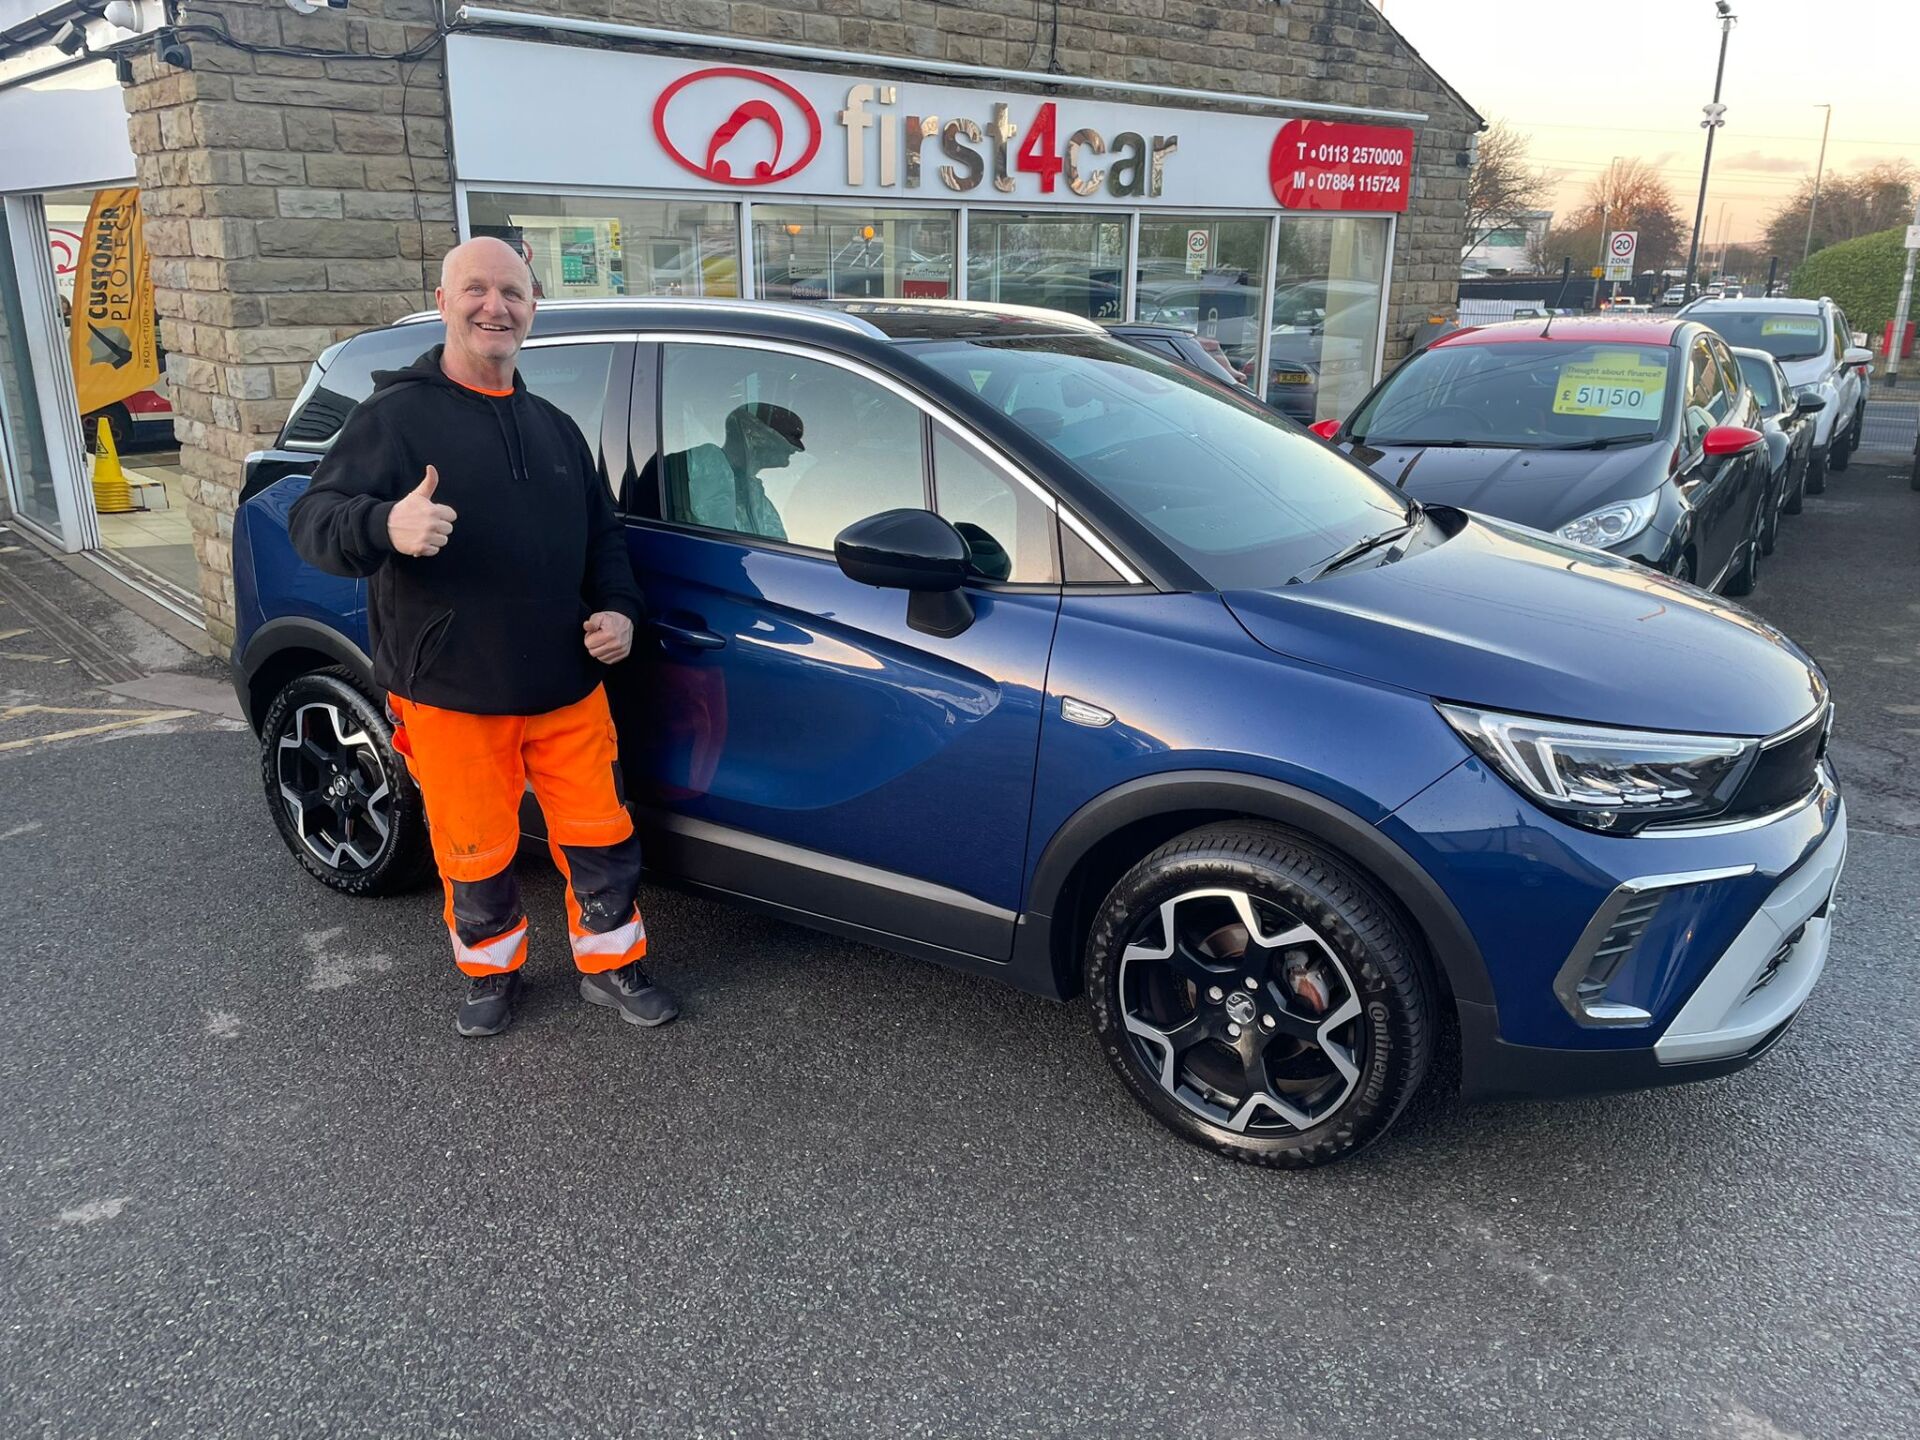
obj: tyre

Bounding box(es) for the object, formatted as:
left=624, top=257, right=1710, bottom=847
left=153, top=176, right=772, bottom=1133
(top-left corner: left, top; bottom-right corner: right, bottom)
left=1673, top=551, right=1697, bottom=586
left=1760, top=479, right=1781, bottom=556
left=1831, top=424, right=1851, bottom=472
left=1805, top=449, right=1827, bottom=495
left=1086, top=822, right=1434, bottom=1168
left=259, top=667, right=432, bottom=896
left=1782, top=458, right=1805, bottom=516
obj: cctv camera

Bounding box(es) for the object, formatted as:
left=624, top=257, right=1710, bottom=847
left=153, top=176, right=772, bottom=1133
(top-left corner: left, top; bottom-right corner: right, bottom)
left=52, top=20, right=87, bottom=54
left=154, top=28, right=191, bottom=69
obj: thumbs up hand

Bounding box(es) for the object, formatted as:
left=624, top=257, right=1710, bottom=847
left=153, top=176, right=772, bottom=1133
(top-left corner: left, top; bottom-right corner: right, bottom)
left=387, top=465, right=458, bottom=557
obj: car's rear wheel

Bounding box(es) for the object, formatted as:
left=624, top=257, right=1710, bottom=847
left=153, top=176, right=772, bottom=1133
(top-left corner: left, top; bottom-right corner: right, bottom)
left=1086, top=822, right=1433, bottom=1168
left=259, top=667, right=431, bottom=896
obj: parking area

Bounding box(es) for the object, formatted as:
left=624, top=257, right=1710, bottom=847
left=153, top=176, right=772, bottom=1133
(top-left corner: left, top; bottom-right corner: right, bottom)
left=1, top=442, right=1916, bottom=1438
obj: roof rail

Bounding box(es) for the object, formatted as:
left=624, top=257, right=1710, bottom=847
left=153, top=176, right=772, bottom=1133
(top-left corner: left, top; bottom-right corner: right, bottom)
left=394, top=296, right=886, bottom=337
left=833, top=297, right=1106, bottom=334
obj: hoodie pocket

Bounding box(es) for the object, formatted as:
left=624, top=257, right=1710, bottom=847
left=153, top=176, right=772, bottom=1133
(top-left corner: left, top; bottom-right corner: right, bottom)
left=405, top=609, right=455, bottom=694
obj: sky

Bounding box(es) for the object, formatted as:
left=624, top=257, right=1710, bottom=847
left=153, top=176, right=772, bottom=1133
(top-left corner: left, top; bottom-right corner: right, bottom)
left=1380, top=0, right=1919, bottom=246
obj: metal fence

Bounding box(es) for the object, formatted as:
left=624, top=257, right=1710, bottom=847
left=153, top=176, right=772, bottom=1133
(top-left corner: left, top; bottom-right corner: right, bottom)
left=1858, top=395, right=1920, bottom=456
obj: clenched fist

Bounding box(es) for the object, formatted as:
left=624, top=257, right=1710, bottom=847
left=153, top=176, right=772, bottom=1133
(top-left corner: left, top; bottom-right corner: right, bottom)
left=583, top=611, right=633, bottom=664
left=387, top=465, right=457, bottom=557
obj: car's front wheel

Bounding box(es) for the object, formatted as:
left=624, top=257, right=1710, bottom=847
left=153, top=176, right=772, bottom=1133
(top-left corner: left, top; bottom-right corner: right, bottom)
left=1805, top=448, right=1828, bottom=495
left=1086, top=822, right=1434, bottom=1168
left=259, top=668, right=431, bottom=896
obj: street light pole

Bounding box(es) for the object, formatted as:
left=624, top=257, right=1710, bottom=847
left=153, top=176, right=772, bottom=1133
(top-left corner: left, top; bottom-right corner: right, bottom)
left=1683, top=1, right=1736, bottom=303
left=1803, top=103, right=1832, bottom=264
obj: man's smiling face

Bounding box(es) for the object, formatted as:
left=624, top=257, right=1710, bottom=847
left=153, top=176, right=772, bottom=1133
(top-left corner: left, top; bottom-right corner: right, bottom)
left=436, top=237, right=535, bottom=372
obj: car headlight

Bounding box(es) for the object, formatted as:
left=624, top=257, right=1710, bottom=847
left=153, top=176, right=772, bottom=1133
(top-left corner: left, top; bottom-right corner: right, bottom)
left=1437, top=703, right=1756, bottom=833
left=1556, top=493, right=1658, bottom=549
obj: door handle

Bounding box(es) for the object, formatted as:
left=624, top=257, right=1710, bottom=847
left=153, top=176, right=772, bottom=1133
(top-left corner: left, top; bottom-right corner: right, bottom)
left=650, top=618, right=726, bottom=651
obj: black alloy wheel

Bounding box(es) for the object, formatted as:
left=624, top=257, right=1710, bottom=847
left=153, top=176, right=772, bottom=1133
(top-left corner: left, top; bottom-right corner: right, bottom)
left=259, top=667, right=430, bottom=896
left=1086, top=822, right=1433, bottom=1168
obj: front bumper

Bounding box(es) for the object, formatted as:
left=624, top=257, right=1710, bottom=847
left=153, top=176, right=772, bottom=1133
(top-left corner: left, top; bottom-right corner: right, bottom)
left=1386, top=757, right=1847, bottom=1102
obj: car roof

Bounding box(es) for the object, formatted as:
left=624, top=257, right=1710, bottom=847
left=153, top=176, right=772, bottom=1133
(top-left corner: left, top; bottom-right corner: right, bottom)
left=391, top=295, right=1100, bottom=343
left=1682, top=296, right=1824, bottom=314
left=1431, top=316, right=1686, bottom=348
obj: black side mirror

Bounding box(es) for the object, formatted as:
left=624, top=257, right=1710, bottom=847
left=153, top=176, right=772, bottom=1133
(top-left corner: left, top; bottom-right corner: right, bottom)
left=835, top=508, right=976, bottom=637
left=1794, top=390, right=1827, bottom=415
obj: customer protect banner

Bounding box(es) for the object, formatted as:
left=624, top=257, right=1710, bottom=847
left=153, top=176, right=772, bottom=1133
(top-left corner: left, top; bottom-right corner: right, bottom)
left=67, top=188, right=159, bottom=415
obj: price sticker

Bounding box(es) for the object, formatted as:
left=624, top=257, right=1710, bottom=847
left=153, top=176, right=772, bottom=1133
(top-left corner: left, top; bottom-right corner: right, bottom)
left=1761, top=317, right=1822, bottom=337
left=1552, top=350, right=1669, bottom=420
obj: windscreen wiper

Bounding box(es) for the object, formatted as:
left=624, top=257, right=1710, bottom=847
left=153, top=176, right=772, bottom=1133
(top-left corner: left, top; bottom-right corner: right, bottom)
left=1288, top=507, right=1423, bottom=585
left=1538, top=434, right=1658, bottom=450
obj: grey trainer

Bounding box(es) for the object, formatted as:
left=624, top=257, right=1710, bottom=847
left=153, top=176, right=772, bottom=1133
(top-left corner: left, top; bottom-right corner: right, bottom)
left=456, top=969, right=523, bottom=1037
left=579, top=962, right=680, bottom=1028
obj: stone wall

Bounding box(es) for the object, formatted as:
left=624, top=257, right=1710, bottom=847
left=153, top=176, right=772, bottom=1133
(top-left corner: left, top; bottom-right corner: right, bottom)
left=121, top=0, right=454, bottom=645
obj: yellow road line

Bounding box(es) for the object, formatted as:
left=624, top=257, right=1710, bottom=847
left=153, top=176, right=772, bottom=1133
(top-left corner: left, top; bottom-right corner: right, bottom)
left=0, top=705, right=194, bottom=752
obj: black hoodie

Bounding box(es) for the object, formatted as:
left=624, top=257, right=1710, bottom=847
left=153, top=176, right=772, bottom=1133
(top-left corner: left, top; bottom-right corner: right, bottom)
left=288, top=346, right=644, bottom=717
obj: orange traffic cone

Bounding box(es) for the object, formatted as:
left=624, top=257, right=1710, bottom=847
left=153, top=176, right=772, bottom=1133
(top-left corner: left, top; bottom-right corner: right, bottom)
left=90, top=417, right=135, bottom=514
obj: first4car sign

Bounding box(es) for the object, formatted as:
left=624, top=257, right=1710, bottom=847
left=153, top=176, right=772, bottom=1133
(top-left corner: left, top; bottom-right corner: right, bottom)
left=448, top=36, right=1418, bottom=215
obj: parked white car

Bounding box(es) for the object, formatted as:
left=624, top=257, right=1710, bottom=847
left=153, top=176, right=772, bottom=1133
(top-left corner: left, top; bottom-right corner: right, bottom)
left=1678, top=295, right=1872, bottom=489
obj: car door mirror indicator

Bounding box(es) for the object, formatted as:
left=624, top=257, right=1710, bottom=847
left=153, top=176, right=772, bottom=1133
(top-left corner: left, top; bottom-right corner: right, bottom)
left=834, top=508, right=977, bottom=637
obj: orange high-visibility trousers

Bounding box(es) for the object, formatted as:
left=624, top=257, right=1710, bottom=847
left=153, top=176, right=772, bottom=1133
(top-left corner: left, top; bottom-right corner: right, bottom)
left=388, top=685, right=647, bottom=978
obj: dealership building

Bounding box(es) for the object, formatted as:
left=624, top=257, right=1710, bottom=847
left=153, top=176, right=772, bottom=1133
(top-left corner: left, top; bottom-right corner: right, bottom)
left=0, top=0, right=1479, bottom=645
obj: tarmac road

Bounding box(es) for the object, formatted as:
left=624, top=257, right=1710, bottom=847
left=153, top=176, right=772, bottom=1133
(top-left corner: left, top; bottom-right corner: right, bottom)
left=1, top=462, right=1916, bottom=1439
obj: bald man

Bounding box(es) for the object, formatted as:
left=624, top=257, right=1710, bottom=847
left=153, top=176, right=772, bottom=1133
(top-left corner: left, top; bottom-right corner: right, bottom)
left=290, top=237, right=677, bottom=1039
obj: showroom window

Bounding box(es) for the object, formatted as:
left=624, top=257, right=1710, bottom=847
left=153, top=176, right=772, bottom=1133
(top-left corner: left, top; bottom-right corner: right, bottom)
left=467, top=191, right=740, bottom=300
left=752, top=204, right=956, bottom=302
left=1135, top=216, right=1270, bottom=384
left=969, top=213, right=1128, bottom=320
left=1268, top=216, right=1390, bottom=423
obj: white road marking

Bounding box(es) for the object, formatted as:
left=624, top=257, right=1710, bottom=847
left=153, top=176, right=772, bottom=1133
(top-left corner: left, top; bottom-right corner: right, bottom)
left=56, top=1197, right=131, bottom=1227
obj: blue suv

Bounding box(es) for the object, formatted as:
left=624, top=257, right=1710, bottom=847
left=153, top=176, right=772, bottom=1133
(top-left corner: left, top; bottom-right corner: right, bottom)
left=234, top=299, right=1847, bottom=1167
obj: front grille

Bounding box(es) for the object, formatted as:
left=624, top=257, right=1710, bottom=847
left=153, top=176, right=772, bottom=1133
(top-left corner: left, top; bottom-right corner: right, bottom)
left=1720, top=703, right=1830, bottom=823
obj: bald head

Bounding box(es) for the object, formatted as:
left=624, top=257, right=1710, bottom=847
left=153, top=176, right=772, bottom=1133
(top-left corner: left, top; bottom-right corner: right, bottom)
left=440, top=235, right=533, bottom=293
left=435, top=235, right=537, bottom=389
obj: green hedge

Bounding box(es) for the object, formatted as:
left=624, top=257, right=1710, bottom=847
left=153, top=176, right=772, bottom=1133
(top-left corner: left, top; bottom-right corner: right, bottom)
left=1791, top=226, right=1910, bottom=342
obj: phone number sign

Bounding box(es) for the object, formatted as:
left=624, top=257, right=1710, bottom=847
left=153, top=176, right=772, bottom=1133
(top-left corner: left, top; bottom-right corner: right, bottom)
left=1269, top=119, right=1415, bottom=212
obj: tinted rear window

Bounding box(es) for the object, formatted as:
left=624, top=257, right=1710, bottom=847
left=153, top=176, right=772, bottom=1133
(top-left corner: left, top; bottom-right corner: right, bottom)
left=281, top=325, right=444, bottom=446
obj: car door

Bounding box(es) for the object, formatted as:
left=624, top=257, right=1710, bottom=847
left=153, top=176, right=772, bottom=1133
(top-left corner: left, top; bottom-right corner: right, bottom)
left=1829, top=306, right=1860, bottom=431
left=1675, top=336, right=1742, bottom=586
left=616, top=335, right=1063, bottom=963
left=1709, top=335, right=1767, bottom=557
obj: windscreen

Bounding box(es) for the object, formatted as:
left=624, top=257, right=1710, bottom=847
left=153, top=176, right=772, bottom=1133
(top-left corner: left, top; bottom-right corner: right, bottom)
left=1346, top=340, right=1677, bottom=448
left=908, top=334, right=1409, bottom=590
left=1695, top=310, right=1827, bottom=361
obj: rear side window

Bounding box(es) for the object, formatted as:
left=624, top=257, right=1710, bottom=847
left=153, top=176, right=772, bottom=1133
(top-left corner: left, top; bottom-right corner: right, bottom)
left=281, top=327, right=440, bottom=446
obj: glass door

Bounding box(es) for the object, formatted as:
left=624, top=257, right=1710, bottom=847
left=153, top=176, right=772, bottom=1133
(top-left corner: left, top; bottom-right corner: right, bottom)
left=0, top=196, right=84, bottom=545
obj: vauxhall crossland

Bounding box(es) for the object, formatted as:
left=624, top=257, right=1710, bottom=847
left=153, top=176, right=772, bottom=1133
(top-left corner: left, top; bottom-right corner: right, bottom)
left=233, top=299, right=1846, bottom=1168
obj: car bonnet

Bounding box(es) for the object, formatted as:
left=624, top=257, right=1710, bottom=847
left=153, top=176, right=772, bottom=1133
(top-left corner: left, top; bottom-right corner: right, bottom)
left=1220, top=513, right=1823, bottom=736
left=1345, top=439, right=1666, bottom=533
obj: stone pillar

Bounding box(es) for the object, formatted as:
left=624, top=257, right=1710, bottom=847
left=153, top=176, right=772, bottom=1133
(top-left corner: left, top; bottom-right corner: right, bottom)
left=119, top=0, right=453, bottom=647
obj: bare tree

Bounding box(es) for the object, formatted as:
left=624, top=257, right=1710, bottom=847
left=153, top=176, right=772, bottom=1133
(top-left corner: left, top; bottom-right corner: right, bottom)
left=1549, top=159, right=1686, bottom=272
left=1466, top=121, right=1555, bottom=256
left=1765, top=160, right=1918, bottom=258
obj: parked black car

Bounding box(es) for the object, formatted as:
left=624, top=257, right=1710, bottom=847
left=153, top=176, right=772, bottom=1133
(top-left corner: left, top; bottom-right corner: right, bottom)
left=1730, top=344, right=1823, bottom=555
left=1318, top=317, right=1773, bottom=595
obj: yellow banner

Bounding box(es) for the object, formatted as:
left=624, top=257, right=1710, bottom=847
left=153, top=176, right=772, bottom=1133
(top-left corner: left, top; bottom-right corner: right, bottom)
left=67, top=188, right=159, bottom=417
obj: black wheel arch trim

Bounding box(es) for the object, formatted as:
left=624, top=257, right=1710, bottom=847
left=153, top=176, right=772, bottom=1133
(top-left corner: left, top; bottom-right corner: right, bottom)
left=234, top=618, right=375, bottom=732
left=1012, top=769, right=1496, bottom=1012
